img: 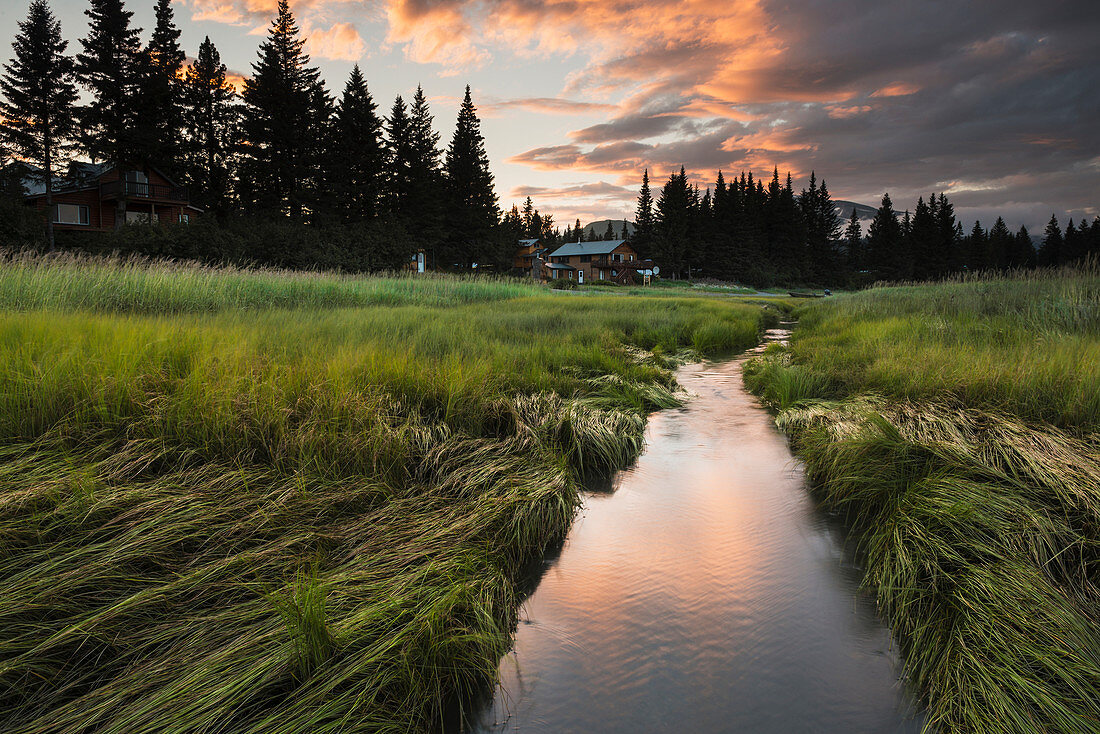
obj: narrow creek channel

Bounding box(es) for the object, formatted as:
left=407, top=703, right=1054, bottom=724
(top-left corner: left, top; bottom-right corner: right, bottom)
left=469, top=325, right=924, bottom=733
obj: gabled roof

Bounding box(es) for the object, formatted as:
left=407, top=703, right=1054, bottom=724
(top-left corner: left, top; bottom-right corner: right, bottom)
left=550, top=239, right=628, bottom=257
left=518, top=238, right=539, bottom=246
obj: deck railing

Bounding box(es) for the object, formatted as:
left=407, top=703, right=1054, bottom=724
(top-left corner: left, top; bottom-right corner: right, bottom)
left=100, top=180, right=188, bottom=201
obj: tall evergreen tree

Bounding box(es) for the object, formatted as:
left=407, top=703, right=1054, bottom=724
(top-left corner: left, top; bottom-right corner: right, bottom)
left=443, top=85, right=500, bottom=268
left=867, top=193, right=905, bottom=280
left=843, top=207, right=863, bottom=272
left=77, top=0, right=143, bottom=228
left=603, top=220, right=614, bottom=241
left=180, top=36, right=237, bottom=214
left=988, top=217, right=1013, bottom=270
left=1, top=0, right=78, bottom=250
left=1038, top=215, right=1062, bottom=267
left=934, top=193, right=959, bottom=274
left=1013, top=226, right=1035, bottom=269
left=240, top=0, right=328, bottom=219
left=331, top=64, right=384, bottom=223
left=653, top=166, right=693, bottom=278
left=966, top=221, right=989, bottom=271
left=138, top=0, right=184, bottom=173
left=909, top=196, right=938, bottom=280
left=632, top=168, right=655, bottom=257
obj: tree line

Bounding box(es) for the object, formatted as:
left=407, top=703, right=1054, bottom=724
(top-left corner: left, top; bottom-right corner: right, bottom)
left=630, top=167, right=1100, bottom=285
left=0, top=0, right=504, bottom=270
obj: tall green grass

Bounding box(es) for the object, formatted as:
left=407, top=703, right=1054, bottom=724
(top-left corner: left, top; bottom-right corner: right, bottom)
left=0, top=254, right=775, bottom=732
left=0, top=251, right=540, bottom=313
left=745, top=264, right=1100, bottom=733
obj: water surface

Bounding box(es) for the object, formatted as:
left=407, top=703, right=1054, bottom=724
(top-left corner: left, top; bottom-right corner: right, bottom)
left=472, top=330, right=922, bottom=733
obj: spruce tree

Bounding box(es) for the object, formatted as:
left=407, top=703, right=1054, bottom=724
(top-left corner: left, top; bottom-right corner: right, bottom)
left=988, top=217, right=1013, bottom=269
left=603, top=220, right=614, bottom=241
left=240, top=0, right=328, bottom=219
left=934, top=193, right=959, bottom=274
left=843, top=207, right=863, bottom=273
left=867, top=193, right=904, bottom=280
left=621, top=220, right=629, bottom=239
left=909, top=196, right=937, bottom=280
left=77, top=0, right=143, bottom=228
left=1013, top=226, right=1035, bottom=269
left=138, top=0, right=184, bottom=173
left=1, top=0, right=78, bottom=250
left=632, top=168, right=655, bottom=257
left=1039, top=215, right=1062, bottom=267
left=332, top=65, right=384, bottom=223
left=443, top=85, right=499, bottom=268
left=654, top=166, right=693, bottom=278
left=966, top=221, right=988, bottom=271
left=180, top=37, right=237, bottom=214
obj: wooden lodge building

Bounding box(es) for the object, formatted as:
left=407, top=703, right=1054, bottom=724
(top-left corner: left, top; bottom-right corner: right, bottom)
left=519, top=239, right=654, bottom=284
left=22, top=162, right=199, bottom=231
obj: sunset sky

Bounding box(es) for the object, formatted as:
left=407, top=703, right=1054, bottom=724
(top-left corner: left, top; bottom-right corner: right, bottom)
left=7, top=0, right=1099, bottom=231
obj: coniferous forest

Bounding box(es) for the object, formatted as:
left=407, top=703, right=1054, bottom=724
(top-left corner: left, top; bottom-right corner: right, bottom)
left=2, top=0, right=1098, bottom=284
left=0, top=0, right=504, bottom=271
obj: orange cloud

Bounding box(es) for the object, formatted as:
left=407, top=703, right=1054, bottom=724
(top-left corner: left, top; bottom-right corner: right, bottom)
left=305, top=22, right=365, bottom=61
left=870, top=82, right=920, bottom=98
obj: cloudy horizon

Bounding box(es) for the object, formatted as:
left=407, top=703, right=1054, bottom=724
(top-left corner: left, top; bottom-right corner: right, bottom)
left=7, top=0, right=1098, bottom=232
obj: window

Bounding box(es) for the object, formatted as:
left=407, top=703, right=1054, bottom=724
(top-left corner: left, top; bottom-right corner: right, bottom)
left=178, top=212, right=190, bottom=224
left=567, top=270, right=573, bottom=279
left=580, top=255, right=592, bottom=263
left=628, top=254, right=634, bottom=261
left=125, top=170, right=149, bottom=197
left=612, top=253, right=622, bottom=262
left=125, top=210, right=152, bottom=225
left=52, top=204, right=89, bottom=225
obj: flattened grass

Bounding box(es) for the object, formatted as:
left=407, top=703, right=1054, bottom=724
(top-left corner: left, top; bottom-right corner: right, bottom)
left=0, top=254, right=774, bottom=732
left=745, top=264, right=1100, bottom=733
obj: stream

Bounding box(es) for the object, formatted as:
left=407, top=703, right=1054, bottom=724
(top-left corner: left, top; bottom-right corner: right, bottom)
left=469, top=325, right=923, bottom=733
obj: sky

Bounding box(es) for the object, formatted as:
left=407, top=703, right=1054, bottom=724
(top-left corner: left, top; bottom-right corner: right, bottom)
left=5, top=0, right=1099, bottom=232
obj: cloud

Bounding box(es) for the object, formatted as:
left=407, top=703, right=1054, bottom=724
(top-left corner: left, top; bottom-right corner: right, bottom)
left=481, top=98, right=617, bottom=116
left=509, top=181, right=636, bottom=200
left=870, top=82, right=920, bottom=98
left=305, top=22, right=365, bottom=61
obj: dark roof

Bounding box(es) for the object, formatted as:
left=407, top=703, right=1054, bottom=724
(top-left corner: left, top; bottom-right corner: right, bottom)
left=546, top=262, right=576, bottom=270
left=550, top=239, right=628, bottom=257
left=518, top=238, right=539, bottom=246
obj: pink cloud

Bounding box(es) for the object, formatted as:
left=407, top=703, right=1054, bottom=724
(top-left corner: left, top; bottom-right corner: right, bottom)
left=305, top=22, right=365, bottom=61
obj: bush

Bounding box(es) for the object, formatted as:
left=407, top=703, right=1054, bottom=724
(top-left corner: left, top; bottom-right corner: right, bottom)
left=549, top=278, right=577, bottom=290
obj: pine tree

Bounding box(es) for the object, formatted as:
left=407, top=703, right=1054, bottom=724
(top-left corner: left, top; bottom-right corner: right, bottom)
left=1, top=0, right=78, bottom=250
left=603, top=220, right=614, bottom=241
left=331, top=65, right=384, bottom=223
left=934, top=193, right=959, bottom=274
left=240, top=0, right=328, bottom=219
left=909, top=196, right=937, bottom=280
left=621, top=220, right=629, bottom=239
left=654, top=166, right=693, bottom=278
left=988, top=217, right=1013, bottom=269
left=138, top=0, right=184, bottom=173
left=1039, top=215, right=1062, bottom=267
left=443, top=85, right=500, bottom=268
left=390, top=85, right=445, bottom=265
left=867, top=193, right=904, bottom=280
left=843, top=207, right=863, bottom=272
left=1013, top=226, right=1035, bottom=269
left=180, top=36, right=237, bottom=214
left=966, top=221, right=988, bottom=271
left=632, top=168, right=655, bottom=258
left=77, top=0, right=143, bottom=229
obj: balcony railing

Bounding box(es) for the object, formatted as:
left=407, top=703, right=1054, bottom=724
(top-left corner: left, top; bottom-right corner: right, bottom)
left=100, top=180, right=188, bottom=201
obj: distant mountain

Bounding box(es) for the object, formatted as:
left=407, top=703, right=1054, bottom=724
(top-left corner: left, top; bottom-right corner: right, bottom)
left=835, top=200, right=877, bottom=221
left=581, top=219, right=633, bottom=239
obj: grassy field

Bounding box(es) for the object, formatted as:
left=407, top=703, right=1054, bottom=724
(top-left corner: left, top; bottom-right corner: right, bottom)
left=744, top=263, right=1100, bottom=733
left=0, top=254, right=778, bottom=733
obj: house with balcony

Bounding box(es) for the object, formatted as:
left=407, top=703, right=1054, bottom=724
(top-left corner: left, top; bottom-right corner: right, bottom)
left=545, top=239, right=654, bottom=284
left=23, top=162, right=199, bottom=231
left=513, top=238, right=551, bottom=279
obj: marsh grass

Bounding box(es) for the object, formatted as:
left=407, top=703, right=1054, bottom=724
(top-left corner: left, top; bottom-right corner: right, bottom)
left=0, top=254, right=773, bottom=732
left=746, top=265, right=1100, bottom=733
